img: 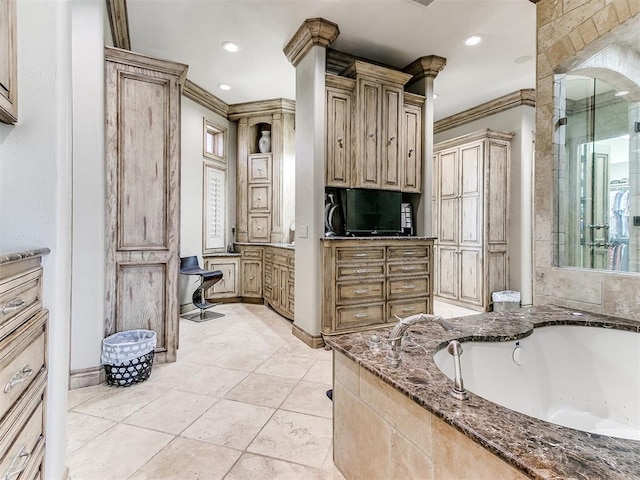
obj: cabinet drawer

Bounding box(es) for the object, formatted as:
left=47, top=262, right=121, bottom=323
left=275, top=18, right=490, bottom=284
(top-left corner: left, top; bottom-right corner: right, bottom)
left=387, top=277, right=428, bottom=299
left=388, top=298, right=430, bottom=321
left=248, top=154, right=271, bottom=183
left=387, top=246, right=430, bottom=261
left=0, top=401, right=44, bottom=480
left=241, top=248, right=263, bottom=260
left=336, top=281, right=385, bottom=303
left=249, top=185, right=270, bottom=212
left=0, top=312, right=46, bottom=423
left=335, top=247, right=385, bottom=263
left=0, top=268, right=42, bottom=342
left=336, top=304, right=384, bottom=330
left=336, top=264, right=384, bottom=281
left=248, top=215, right=270, bottom=243
left=387, top=262, right=428, bottom=276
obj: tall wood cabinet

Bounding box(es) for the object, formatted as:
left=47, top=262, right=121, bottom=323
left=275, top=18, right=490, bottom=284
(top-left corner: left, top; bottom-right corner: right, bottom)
left=0, top=250, right=49, bottom=479
left=325, top=62, right=424, bottom=193
left=105, top=47, right=187, bottom=364
left=0, top=0, right=17, bottom=124
left=230, top=100, right=296, bottom=244
left=433, top=129, right=513, bottom=311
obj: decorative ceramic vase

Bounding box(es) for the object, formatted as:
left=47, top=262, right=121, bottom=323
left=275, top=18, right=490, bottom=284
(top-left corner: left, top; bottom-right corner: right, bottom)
left=258, top=130, right=271, bottom=153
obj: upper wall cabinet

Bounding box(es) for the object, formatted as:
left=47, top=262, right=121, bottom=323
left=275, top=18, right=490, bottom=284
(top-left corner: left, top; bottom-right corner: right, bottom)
left=325, top=61, right=423, bottom=192
left=0, top=0, right=17, bottom=124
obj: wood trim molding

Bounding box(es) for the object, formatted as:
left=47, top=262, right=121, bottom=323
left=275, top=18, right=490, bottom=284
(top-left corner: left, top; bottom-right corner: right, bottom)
left=69, top=366, right=105, bottom=390
left=434, top=89, right=535, bottom=134
left=403, top=55, right=447, bottom=84
left=105, top=0, right=131, bottom=50
left=292, top=323, right=326, bottom=349
left=283, top=17, right=340, bottom=66
left=105, top=47, right=188, bottom=84
left=228, top=98, right=295, bottom=121
left=343, top=60, right=413, bottom=86
left=434, top=128, right=515, bottom=152
left=183, top=79, right=229, bottom=118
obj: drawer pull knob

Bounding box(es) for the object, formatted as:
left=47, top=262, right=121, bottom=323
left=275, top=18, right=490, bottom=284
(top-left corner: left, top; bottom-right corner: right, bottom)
left=401, top=285, right=416, bottom=290
left=337, top=137, right=343, bottom=148
left=354, top=253, right=368, bottom=258
left=4, top=445, right=30, bottom=480
left=1, top=298, right=26, bottom=315
left=354, top=289, right=369, bottom=295
left=354, top=269, right=370, bottom=274
left=354, top=313, right=369, bottom=319
left=402, top=307, right=416, bottom=312
left=4, top=365, right=34, bottom=394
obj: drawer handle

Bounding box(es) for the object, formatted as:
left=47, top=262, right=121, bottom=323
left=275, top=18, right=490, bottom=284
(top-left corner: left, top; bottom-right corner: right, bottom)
left=353, top=313, right=369, bottom=319
left=1, top=298, right=26, bottom=315
left=401, top=285, right=416, bottom=290
left=4, top=445, right=30, bottom=480
left=402, top=307, right=416, bottom=312
left=354, top=253, right=368, bottom=258
left=337, top=137, right=343, bottom=148
left=4, top=365, right=34, bottom=394
left=354, top=289, right=369, bottom=295
left=403, top=251, right=416, bottom=256
left=354, top=269, right=370, bottom=274
left=408, top=148, right=414, bottom=158
left=401, top=266, right=416, bottom=271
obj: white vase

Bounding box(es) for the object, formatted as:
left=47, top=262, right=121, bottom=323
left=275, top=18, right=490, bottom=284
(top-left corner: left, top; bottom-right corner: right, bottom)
left=258, top=130, right=271, bottom=153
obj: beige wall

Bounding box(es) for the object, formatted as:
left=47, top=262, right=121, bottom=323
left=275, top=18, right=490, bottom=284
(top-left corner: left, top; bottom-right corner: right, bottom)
left=534, top=0, right=640, bottom=318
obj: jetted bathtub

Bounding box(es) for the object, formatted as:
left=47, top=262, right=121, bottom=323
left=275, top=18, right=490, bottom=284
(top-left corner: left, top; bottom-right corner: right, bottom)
left=434, top=323, right=640, bottom=440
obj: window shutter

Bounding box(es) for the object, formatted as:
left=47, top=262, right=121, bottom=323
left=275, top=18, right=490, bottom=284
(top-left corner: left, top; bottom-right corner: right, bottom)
left=205, top=165, right=225, bottom=250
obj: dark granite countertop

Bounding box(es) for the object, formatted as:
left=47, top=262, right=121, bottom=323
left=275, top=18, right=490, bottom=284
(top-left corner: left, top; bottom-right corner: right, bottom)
left=0, top=247, right=50, bottom=265
left=321, top=236, right=436, bottom=241
left=324, top=305, right=640, bottom=479
left=233, top=242, right=295, bottom=250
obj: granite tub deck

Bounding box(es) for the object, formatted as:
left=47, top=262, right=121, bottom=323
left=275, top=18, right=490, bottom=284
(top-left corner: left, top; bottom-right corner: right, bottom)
left=324, top=305, right=640, bottom=480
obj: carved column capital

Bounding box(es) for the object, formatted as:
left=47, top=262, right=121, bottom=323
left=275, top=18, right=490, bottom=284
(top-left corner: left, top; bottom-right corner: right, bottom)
left=283, top=18, right=340, bottom=66
left=403, top=55, right=447, bottom=84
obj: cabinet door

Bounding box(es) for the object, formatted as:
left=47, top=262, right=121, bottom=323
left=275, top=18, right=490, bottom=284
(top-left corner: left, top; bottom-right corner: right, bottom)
left=437, top=149, right=459, bottom=245
left=436, top=246, right=458, bottom=300
left=278, top=265, right=289, bottom=311
left=241, top=260, right=262, bottom=297
left=249, top=185, right=270, bottom=212
left=354, top=79, right=381, bottom=188
left=248, top=154, right=271, bottom=183
left=205, top=259, right=238, bottom=297
left=326, top=88, right=352, bottom=187
left=380, top=85, right=403, bottom=190
left=248, top=214, right=271, bottom=242
left=459, top=247, right=482, bottom=306
left=0, top=0, right=17, bottom=124
left=402, top=104, right=422, bottom=193
left=459, top=142, right=483, bottom=247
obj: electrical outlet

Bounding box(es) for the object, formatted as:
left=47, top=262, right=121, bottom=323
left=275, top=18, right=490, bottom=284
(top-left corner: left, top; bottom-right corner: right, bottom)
left=634, top=216, right=640, bottom=227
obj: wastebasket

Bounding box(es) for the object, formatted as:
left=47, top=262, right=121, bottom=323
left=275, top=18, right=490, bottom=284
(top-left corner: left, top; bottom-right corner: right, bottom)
left=101, top=329, right=157, bottom=387
left=491, top=290, right=521, bottom=312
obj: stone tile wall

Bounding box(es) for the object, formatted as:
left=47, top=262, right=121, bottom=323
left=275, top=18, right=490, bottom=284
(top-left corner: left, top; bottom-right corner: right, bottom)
left=534, top=0, right=640, bottom=319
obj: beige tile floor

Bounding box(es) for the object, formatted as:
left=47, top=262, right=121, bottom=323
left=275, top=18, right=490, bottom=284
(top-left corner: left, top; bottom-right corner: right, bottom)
left=66, top=300, right=476, bottom=480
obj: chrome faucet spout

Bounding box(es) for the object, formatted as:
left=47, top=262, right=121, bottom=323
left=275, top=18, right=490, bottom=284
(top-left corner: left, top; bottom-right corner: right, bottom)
left=386, top=313, right=451, bottom=367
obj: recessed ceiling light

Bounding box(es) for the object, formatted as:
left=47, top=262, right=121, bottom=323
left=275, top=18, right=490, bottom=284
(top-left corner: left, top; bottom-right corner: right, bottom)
left=221, top=41, right=240, bottom=53
left=464, top=35, right=483, bottom=46
left=218, top=83, right=231, bottom=91
left=614, top=90, right=629, bottom=97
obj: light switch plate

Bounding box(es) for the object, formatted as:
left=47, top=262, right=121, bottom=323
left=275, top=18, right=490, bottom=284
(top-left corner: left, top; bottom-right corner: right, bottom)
left=299, top=225, right=309, bottom=238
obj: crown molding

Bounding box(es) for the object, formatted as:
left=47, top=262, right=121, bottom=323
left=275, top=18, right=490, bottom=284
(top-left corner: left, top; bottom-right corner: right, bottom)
left=283, top=18, right=340, bottom=66
left=183, top=80, right=229, bottom=118
left=434, top=89, right=535, bottom=134
left=105, top=47, right=188, bottom=83
left=105, top=0, right=131, bottom=50
left=228, top=98, right=296, bottom=121
left=403, top=55, right=447, bottom=84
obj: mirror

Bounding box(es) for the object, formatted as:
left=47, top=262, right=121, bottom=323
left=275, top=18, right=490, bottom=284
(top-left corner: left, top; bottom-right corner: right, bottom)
left=556, top=29, right=640, bottom=273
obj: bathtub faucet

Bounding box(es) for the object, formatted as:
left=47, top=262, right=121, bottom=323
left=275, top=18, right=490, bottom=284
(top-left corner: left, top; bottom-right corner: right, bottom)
left=386, top=313, right=453, bottom=367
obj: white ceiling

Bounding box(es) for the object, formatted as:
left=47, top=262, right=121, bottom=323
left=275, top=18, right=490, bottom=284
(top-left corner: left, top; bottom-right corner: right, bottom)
left=125, top=0, right=536, bottom=120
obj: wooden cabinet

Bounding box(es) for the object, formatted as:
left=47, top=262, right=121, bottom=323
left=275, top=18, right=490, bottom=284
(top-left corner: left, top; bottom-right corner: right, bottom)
left=433, top=130, right=513, bottom=311
left=231, top=100, right=295, bottom=244
left=105, top=47, right=187, bottom=364
left=204, top=257, right=239, bottom=299
left=322, top=238, right=434, bottom=335
left=263, top=247, right=294, bottom=320
left=0, top=0, right=17, bottom=124
left=238, top=246, right=263, bottom=298
left=325, top=62, right=423, bottom=192
left=0, top=251, right=48, bottom=479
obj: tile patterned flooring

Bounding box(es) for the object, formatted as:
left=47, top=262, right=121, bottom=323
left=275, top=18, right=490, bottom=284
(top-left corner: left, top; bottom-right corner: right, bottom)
left=66, top=301, right=477, bottom=479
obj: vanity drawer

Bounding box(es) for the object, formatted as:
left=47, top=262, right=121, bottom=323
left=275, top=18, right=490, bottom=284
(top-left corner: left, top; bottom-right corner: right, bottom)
left=335, top=247, right=385, bottom=263
left=336, top=264, right=384, bottom=281
left=387, top=277, right=428, bottom=299
left=388, top=298, right=430, bottom=321
left=0, top=268, right=42, bottom=342
left=387, top=246, right=430, bottom=262
left=387, top=262, right=428, bottom=276
left=0, top=312, right=47, bottom=423
left=336, top=303, right=384, bottom=330
left=0, top=401, right=44, bottom=480
left=241, top=247, right=263, bottom=260
left=336, top=281, right=385, bottom=304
